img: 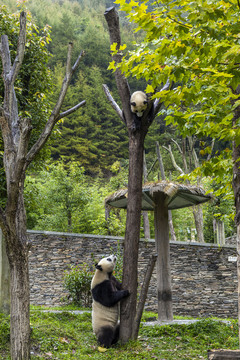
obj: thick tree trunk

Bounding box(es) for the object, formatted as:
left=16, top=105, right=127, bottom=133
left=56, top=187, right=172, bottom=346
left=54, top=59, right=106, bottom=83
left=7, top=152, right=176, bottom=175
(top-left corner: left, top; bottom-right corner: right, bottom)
left=232, top=93, right=240, bottom=348
left=156, top=141, right=176, bottom=242
left=142, top=151, right=151, bottom=239
left=0, top=14, right=86, bottom=357
left=232, top=141, right=240, bottom=347
left=4, top=190, right=31, bottom=360
left=9, top=251, right=30, bottom=360
left=104, top=6, right=170, bottom=342
left=237, top=224, right=240, bottom=348
left=153, top=192, right=173, bottom=321
left=120, top=133, right=145, bottom=342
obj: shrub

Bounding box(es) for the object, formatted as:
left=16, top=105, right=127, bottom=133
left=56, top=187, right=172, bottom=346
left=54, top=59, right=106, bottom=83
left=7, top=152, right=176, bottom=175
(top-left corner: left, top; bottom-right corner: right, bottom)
left=63, top=263, right=94, bottom=307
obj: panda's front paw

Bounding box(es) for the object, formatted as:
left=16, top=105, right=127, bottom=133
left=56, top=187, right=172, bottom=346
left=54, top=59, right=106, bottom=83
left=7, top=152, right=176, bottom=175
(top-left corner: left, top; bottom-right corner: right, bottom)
left=124, top=290, right=130, bottom=297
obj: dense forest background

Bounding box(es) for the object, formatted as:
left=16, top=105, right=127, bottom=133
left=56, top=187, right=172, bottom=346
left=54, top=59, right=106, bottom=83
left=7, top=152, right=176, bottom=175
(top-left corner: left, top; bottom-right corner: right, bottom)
left=0, top=0, right=235, bottom=241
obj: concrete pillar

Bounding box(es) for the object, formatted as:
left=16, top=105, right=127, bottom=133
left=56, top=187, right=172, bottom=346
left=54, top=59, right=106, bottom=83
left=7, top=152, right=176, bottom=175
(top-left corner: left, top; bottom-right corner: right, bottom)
left=0, top=229, right=10, bottom=314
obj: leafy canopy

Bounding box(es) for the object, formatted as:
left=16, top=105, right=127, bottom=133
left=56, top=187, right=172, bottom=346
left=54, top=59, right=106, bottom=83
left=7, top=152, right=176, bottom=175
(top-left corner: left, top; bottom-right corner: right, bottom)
left=114, top=0, right=240, bottom=142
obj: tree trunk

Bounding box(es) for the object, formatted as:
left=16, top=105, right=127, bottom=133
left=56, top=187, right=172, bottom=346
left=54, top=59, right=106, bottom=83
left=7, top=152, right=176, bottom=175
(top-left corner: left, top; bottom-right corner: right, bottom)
left=4, top=189, right=31, bottom=360
left=142, top=151, right=151, bottom=239
left=9, top=251, right=30, bottom=359
left=120, top=132, right=145, bottom=342
left=0, top=13, right=86, bottom=358
left=153, top=192, right=173, bottom=321
left=104, top=6, right=170, bottom=342
left=192, top=205, right=204, bottom=242
left=231, top=92, right=240, bottom=348
left=156, top=141, right=176, bottom=242
left=237, top=224, right=240, bottom=348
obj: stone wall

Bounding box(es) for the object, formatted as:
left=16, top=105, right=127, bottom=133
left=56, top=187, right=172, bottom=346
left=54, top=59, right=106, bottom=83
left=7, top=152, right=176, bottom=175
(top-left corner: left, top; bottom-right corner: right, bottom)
left=28, top=230, right=238, bottom=318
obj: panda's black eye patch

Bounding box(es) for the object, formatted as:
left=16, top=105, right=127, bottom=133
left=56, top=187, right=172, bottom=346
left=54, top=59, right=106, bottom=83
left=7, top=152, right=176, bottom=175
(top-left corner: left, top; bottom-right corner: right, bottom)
left=107, top=258, right=112, bottom=262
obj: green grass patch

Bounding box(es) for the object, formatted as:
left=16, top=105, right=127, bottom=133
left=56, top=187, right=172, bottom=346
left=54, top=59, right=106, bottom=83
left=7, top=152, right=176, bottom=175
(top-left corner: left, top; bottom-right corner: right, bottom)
left=0, top=308, right=238, bottom=359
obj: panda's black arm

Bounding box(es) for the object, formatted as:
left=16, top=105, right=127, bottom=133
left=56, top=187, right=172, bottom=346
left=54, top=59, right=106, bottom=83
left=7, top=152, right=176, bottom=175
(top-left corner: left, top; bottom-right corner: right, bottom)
left=110, top=275, right=122, bottom=290
left=92, top=280, right=129, bottom=307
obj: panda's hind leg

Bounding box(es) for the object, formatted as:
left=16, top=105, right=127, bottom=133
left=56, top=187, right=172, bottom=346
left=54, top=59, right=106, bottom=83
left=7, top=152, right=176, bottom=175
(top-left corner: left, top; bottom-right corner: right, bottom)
left=112, top=324, right=120, bottom=345
left=97, top=326, right=115, bottom=348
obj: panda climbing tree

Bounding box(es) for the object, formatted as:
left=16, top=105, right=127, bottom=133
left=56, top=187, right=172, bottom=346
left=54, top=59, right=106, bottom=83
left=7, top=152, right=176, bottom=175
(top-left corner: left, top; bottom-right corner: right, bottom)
left=104, top=7, right=170, bottom=343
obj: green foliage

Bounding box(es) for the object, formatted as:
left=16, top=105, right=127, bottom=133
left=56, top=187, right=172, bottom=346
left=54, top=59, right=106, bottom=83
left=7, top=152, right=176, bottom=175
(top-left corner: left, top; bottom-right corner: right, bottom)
left=0, top=309, right=239, bottom=359
left=0, top=5, right=54, bottom=206
left=24, top=161, right=127, bottom=235
left=115, top=0, right=240, bottom=200
left=63, top=263, right=94, bottom=307
left=0, top=313, right=10, bottom=346
left=50, top=66, right=128, bottom=173
left=0, top=5, right=53, bottom=135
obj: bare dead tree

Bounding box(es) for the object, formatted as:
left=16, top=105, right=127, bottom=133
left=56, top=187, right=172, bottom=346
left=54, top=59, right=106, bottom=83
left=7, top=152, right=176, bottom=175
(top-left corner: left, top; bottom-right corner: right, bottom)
left=163, top=137, right=208, bottom=242
left=0, top=12, right=86, bottom=359
left=104, top=7, right=170, bottom=342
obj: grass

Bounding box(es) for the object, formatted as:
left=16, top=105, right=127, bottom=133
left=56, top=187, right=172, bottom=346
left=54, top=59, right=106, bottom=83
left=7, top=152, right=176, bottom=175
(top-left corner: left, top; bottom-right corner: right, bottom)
left=0, top=307, right=239, bottom=359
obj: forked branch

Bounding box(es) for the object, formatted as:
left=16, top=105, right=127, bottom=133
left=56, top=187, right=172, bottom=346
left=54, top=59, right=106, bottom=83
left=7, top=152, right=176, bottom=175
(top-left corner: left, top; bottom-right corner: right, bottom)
left=26, top=45, right=86, bottom=166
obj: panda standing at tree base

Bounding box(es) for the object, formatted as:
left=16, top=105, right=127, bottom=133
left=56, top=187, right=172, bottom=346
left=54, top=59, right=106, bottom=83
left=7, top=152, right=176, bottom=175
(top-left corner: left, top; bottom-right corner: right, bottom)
left=91, top=255, right=129, bottom=351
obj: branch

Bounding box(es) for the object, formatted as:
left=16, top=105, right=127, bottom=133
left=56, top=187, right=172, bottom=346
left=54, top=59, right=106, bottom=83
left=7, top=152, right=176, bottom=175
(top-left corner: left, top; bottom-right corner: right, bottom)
left=11, top=11, right=27, bottom=85
left=132, top=254, right=157, bottom=339
left=187, top=136, right=199, bottom=168
left=207, top=138, right=215, bottom=161
left=102, top=84, right=124, bottom=123
left=104, top=7, right=131, bottom=124
left=26, top=45, right=85, bottom=166
left=147, top=158, right=158, bottom=178
left=156, top=141, right=166, bottom=180
left=152, top=79, right=171, bottom=117
left=171, top=138, right=182, bottom=155
left=15, top=117, right=32, bottom=178
left=0, top=12, right=27, bottom=144
left=57, top=100, right=86, bottom=121
left=163, top=144, right=185, bottom=175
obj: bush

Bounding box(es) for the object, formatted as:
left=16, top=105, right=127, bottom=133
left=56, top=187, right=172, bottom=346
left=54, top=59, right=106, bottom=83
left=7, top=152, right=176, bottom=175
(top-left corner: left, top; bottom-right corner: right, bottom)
left=63, top=263, right=94, bottom=307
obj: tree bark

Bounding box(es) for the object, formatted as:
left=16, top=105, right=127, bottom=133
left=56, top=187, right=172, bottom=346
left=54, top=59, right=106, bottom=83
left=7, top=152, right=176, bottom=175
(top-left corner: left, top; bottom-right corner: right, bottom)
left=120, top=132, right=146, bottom=341
left=104, top=6, right=170, bottom=342
left=104, top=7, right=155, bottom=342
left=143, top=151, right=151, bottom=239
left=192, top=205, right=204, bottom=242
left=231, top=87, right=240, bottom=347
left=153, top=192, right=173, bottom=321
left=0, top=12, right=86, bottom=359
left=156, top=141, right=176, bottom=242
left=132, top=254, right=157, bottom=339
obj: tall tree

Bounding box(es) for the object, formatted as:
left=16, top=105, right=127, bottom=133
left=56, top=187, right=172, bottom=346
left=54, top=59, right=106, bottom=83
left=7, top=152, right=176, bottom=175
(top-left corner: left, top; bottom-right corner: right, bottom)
left=104, top=6, right=169, bottom=342
left=114, top=0, right=240, bottom=344
left=0, top=11, right=85, bottom=359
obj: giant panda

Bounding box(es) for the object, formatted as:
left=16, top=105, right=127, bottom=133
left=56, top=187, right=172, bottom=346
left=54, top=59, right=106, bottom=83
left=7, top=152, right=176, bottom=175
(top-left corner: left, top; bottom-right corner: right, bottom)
left=130, top=91, right=148, bottom=130
left=91, top=255, right=129, bottom=349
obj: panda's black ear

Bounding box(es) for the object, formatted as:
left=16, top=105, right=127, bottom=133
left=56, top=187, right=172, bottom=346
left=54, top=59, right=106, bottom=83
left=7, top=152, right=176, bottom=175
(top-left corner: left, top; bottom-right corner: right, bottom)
left=95, top=264, right=102, bottom=271
left=131, top=101, right=136, bottom=106
left=143, top=100, right=148, bottom=104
